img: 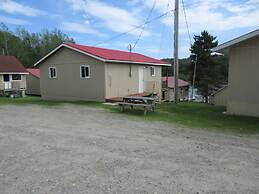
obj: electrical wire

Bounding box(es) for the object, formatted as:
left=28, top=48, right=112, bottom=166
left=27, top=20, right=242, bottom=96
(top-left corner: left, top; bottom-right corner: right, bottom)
left=158, top=0, right=171, bottom=58
left=131, top=0, right=156, bottom=50
left=181, top=0, right=198, bottom=99
left=94, top=8, right=175, bottom=47
left=181, top=0, right=192, bottom=47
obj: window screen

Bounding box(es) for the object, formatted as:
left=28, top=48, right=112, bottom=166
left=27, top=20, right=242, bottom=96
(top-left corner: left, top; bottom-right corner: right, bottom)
left=12, top=74, right=22, bottom=80
left=150, top=66, right=155, bottom=76
left=80, top=65, right=90, bottom=78
left=49, top=67, right=56, bottom=78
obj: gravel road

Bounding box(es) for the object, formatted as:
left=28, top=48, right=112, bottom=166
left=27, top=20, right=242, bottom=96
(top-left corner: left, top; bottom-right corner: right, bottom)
left=0, top=105, right=259, bottom=194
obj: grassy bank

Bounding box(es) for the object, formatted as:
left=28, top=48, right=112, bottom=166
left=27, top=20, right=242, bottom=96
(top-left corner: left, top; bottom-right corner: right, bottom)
left=0, top=96, right=102, bottom=107
left=147, top=102, right=259, bottom=134
left=107, top=101, right=259, bottom=134
left=1, top=96, right=259, bottom=134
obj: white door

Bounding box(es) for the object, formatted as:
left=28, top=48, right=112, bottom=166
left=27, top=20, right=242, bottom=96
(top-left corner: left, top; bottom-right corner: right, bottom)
left=3, top=74, right=11, bottom=89
left=138, top=66, right=144, bottom=93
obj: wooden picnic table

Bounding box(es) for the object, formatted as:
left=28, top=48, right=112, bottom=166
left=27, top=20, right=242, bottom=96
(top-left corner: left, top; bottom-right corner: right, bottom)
left=118, top=96, right=157, bottom=115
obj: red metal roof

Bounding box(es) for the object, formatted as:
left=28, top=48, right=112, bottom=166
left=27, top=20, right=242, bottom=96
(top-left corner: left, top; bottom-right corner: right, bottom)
left=0, top=56, right=27, bottom=73
left=27, top=68, right=40, bottom=78
left=162, top=76, right=190, bottom=88
left=64, top=43, right=169, bottom=65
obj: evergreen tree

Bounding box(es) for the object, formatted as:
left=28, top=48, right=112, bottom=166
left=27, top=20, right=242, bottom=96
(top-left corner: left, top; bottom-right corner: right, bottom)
left=190, top=30, right=219, bottom=102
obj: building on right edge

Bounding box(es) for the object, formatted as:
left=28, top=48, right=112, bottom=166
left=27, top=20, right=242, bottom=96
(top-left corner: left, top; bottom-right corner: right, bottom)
left=212, top=29, right=259, bottom=117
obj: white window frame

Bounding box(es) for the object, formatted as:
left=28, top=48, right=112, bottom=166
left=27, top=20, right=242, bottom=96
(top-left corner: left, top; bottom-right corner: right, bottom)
left=150, top=66, right=155, bottom=77
left=11, top=74, right=22, bottom=81
left=80, top=65, right=90, bottom=79
left=49, top=67, right=57, bottom=79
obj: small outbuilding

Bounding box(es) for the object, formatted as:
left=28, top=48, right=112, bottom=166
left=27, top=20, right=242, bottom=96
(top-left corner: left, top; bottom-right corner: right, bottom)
left=162, top=76, right=190, bottom=101
left=26, top=68, right=40, bottom=96
left=0, top=56, right=28, bottom=96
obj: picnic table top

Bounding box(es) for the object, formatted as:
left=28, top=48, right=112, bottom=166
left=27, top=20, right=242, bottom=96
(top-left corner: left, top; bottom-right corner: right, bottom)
left=123, top=96, right=157, bottom=101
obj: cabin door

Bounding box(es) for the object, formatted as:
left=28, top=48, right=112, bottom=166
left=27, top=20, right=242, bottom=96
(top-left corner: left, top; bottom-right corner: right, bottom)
left=3, top=74, right=11, bottom=89
left=138, top=66, right=144, bottom=93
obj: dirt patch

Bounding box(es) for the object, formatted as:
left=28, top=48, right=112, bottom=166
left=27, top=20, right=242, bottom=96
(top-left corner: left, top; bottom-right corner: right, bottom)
left=0, top=105, right=258, bottom=193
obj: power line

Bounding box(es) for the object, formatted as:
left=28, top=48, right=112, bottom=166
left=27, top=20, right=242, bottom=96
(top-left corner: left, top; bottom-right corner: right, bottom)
left=131, top=0, right=156, bottom=50
left=94, top=8, right=175, bottom=47
left=158, top=0, right=170, bottom=58
left=181, top=0, right=198, bottom=100
left=181, top=0, right=192, bottom=46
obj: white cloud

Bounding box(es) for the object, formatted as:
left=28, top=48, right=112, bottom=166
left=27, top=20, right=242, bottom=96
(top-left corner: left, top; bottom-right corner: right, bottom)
left=0, top=15, right=30, bottom=25
left=0, top=0, right=46, bottom=16
left=65, top=0, right=151, bottom=36
left=62, top=22, right=106, bottom=37
left=142, top=0, right=174, bottom=13
left=161, top=0, right=259, bottom=34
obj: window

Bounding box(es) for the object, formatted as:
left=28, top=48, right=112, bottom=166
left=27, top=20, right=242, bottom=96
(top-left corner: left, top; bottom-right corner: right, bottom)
left=3, top=74, right=10, bottom=82
left=49, top=67, right=56, bottom=78
left=80, top=65, right=90, bottom=78
left=150, top=66, right=155, bottom=77
left=12, top=74, right=22, bottom=81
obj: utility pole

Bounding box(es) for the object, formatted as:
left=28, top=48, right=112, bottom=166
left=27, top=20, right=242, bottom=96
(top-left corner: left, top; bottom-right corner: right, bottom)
left=174, top=0, right=179, bottom=103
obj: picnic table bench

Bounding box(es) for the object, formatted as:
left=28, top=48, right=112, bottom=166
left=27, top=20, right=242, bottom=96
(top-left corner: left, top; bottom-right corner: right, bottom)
left=118, top=96, right=157, bottom=115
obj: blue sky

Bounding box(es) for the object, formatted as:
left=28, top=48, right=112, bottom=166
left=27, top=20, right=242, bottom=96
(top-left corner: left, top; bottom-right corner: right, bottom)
left=0, top=0, right=259, bottom=59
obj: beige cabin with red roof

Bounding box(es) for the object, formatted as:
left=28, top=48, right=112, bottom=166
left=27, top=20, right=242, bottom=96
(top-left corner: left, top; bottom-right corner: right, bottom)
left=34, top=43, right=170, bottom=101
left=0, top=56, right=28, bottom=96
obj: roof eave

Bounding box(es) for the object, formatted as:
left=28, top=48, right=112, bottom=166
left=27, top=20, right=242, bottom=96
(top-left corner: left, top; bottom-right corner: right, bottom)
left=0, top=72, right=29, bottom=74
left=212, top=47, right=230, bottom=54
left=212, top=29, right=259, bottom=53
left=105, top=59, right=171, bottom=66
left=34, top=43, right=171, bottom=67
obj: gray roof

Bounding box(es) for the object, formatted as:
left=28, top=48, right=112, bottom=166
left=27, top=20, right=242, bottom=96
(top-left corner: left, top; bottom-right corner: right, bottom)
left=212, top=29, right=259, bottom=52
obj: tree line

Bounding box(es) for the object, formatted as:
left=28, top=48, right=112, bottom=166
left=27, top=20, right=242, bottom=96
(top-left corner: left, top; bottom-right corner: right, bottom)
left=0, top=23, right=74, bottom=67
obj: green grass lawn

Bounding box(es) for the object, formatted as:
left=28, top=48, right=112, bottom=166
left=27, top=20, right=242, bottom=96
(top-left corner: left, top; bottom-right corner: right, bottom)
left=1, top=96, right=259, bottom=135
left=147, top=102, right=259, bottom=134
left=0, top=96, right=102, bottom=107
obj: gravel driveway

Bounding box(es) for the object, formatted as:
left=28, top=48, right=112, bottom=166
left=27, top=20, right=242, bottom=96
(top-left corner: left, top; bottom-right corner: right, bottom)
left=0, top=105, right=258, bottom=194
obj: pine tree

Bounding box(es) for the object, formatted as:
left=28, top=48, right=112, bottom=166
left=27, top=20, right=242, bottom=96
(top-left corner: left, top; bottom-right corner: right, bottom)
left=190, top=30, right=218, bottom=102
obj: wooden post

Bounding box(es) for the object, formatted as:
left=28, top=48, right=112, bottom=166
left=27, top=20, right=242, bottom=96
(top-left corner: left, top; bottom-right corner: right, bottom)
left=144, top=106, right=147, bottom=115
left=119, top=105, right=124, bottom=112
left=174, top=0, right=179, bottom=104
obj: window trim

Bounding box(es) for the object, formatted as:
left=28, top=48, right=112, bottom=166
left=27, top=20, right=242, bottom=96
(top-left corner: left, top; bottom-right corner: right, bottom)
left=11, top=74, right=22, bottom=81
left=150, top=66, right=155, bottom=77
left=49, top=67, right=57, bottom=79
left=80, top=65, right=90, bottom=79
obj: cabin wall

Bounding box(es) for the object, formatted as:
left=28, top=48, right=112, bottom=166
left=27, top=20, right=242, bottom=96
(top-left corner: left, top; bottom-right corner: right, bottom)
left=227, top=36, right=259, bottom=117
